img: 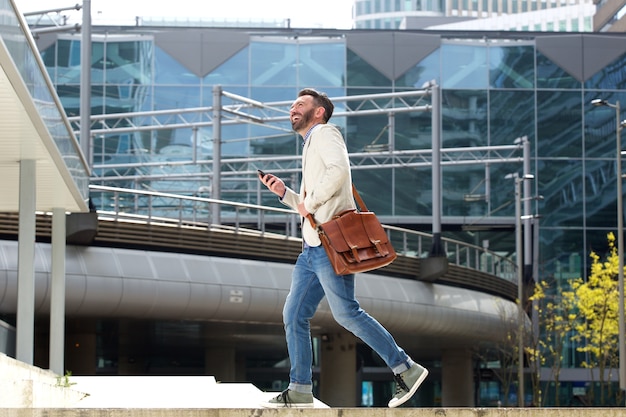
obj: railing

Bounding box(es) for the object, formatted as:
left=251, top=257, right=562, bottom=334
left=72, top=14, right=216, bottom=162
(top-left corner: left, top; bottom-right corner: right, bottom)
left=89, top=185, right=517, bottom=283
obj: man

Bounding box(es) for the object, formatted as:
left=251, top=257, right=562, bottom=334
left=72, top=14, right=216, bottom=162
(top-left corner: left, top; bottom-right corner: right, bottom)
left=259, top=88, right=428, bottom=408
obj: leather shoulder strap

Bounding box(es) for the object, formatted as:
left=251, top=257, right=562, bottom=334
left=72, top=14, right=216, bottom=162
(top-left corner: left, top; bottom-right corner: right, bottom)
left=307, top=183, right=368, bottom=229
left=352, top=184, right=368, bottom=212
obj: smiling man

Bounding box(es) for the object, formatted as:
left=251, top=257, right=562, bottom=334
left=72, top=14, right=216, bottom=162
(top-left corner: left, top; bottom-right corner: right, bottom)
left=258, top=88, right=428, bottom=408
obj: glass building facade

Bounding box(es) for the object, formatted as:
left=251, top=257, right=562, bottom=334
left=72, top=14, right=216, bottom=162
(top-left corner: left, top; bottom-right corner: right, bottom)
left=33, top=27, right=626, bottom=404
left=353, top=0, right=594, bottom=31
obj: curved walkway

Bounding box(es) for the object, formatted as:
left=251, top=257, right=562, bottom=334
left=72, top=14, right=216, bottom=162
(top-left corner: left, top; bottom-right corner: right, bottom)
left=0, top=213, right=519, bottom=355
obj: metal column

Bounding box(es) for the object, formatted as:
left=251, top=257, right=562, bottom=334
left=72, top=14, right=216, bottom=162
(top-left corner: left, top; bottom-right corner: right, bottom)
left=430, top=83, right=444, bottom=256
left=80, top=0, right=92, bottom=169
left=49, top=208, right=66, bottom=375
left=212, top=85, right=222, bottom=225
left=16, top=159, right=36, bottom=364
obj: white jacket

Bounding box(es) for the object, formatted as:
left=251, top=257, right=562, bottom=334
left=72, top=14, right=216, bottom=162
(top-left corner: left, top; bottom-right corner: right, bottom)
left=281, top=124, right=355, bottom=246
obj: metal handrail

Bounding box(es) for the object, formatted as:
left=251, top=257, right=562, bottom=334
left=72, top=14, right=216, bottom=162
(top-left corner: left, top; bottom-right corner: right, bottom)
left=89, top=185, right=517, bottom=283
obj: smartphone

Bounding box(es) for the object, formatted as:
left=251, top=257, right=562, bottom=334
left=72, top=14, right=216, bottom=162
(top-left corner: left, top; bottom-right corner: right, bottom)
left=257, top=169, right=266, bottom=177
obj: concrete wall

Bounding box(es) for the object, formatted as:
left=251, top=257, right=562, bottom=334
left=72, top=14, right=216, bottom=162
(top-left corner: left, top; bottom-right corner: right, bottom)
left=2, top=408, right=626, bottom=417
left=0, top=353, right=86, bottom=408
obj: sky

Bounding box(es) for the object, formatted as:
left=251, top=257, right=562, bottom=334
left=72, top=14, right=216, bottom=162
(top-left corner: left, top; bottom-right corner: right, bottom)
left=14, top=0, right=354, bottom=29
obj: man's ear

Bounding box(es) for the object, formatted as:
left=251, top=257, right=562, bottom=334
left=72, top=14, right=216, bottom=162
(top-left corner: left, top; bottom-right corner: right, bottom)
left=316, top=106, right=326, bottom=121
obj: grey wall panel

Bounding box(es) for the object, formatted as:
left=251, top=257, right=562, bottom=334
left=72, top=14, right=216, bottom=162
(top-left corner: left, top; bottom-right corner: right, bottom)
left=154, top=30, right=249, bottom=78
left=145, top=280, right=189, bottom=318
left=116, top=250, right=157, bottom=280
left=536, top=35, right=583, bottom=82
left=79, top=275, right=124, bottom=316
left=346, top=32, right=441, bottom=80
left=151, top=252, right=190, bottom=282
left=536, top=34, right=626, bottom=82
left=582, top=35, right=626, bottom=80
left=117, top=269, right=159, bottom=317
left=186, top=282, right=225, bottom=319
left=0, top=243, right=7, bottom=308
left=80, top=247, right=123, bottom=278
left=65, top=273, right=87, bottom=315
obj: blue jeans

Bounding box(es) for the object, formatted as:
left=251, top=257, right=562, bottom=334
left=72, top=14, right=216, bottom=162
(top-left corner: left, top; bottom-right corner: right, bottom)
left=284, top=245, right=412, bottom=393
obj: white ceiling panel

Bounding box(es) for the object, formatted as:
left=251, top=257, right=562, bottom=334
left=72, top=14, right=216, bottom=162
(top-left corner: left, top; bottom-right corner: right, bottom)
left=0, top=35, right=88, bottom=213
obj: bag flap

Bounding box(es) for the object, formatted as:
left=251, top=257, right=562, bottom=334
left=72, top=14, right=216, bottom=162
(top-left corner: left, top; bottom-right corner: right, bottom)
left=320, top=210, right=389, bottom=252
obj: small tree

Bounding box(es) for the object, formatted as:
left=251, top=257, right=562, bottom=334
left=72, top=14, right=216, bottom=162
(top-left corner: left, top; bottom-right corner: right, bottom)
left=527, top=279, right=578, bottom=406
left=566, top=232, right=621, bottom=405
left=475, top=300, right=519, bottom=406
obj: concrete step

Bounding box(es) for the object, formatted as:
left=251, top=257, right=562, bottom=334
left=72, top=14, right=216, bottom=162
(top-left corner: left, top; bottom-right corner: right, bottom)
left=2, top=408, right=626, bottom=417
left=3, top=353, right=626, bottom=415
left=68, top=375, right=329, bottom=408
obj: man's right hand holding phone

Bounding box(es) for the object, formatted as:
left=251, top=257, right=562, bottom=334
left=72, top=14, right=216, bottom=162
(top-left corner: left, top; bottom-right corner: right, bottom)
left=258, top=169, right=286, bottom=198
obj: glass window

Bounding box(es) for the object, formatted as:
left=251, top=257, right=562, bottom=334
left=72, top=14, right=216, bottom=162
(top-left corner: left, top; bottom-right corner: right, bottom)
left=55, top=40, right=71, bottom=67
left=442, top=89, right=488, bottom=147
left=346, top=49, right=391, bottom=87
left=395, top=167, right=431, bottom=216
left=152, top=85, right=201, bottom=111
left=70, top=40, right=81, bottom=67
left=91, top=42, right=106, bottom=84
left=101, top=41, right=151, bottom=93
left=391, top=107, right=432, bottom=151
left=445, top=162, right=501, bottom=218
left=537, top=90, right=582, bottom=158
left=538, top=159, right=585, bottom=228
left=353, top=169, right=394, bottom=215
left=585, top=158, right=620, bottom=228
left=396, top=49, right=440, bottom=89
left=155, top=46, right=200, bottom=85
left=298, top=41, right=346, bottom=88
left=203, top=47, right=249, bottom=86
left=441, top=44, right=488, bottom=89
left=489, top=90, right=535, bottom=146
left=584, top=52, right=626, bottom=90
left=489, top=45, right=535, bottom=89
left=251, top=41, right=297, bottom=86
left=540, top=228, right=584, bottom=281
left=238, top=86, right=304, bottom=157
left=536, top=50, right=580, bottom=89
left=584, top=91, right=626, bottom=158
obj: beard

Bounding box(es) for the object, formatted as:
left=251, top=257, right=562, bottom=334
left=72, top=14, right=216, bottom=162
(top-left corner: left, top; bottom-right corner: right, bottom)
left=291, top=107, right=315, bottom=132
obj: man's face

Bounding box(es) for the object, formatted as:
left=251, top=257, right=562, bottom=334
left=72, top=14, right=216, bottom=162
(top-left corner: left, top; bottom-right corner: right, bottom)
left=290, top=95, right=317, bottom=132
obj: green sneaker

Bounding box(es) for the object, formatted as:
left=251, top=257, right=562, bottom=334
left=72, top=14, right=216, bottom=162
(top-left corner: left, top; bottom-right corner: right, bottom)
left=263, top=389, right=314, bottom=408
left=388, top=363, right=429, bottom=408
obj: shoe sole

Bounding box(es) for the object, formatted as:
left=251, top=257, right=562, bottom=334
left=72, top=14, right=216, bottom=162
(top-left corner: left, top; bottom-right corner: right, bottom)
left=388, top=368, right=429, bottom=408
left=261, top=402, right=315, bottom=409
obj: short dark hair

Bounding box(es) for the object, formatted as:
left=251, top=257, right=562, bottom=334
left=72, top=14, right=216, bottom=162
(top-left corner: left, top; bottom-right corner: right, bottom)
left=298, top=88, right=334, bottom=122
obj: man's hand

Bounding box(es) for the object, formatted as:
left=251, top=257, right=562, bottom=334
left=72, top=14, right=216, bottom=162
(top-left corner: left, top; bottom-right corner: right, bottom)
left=259, top=172, right=286, bottom=198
